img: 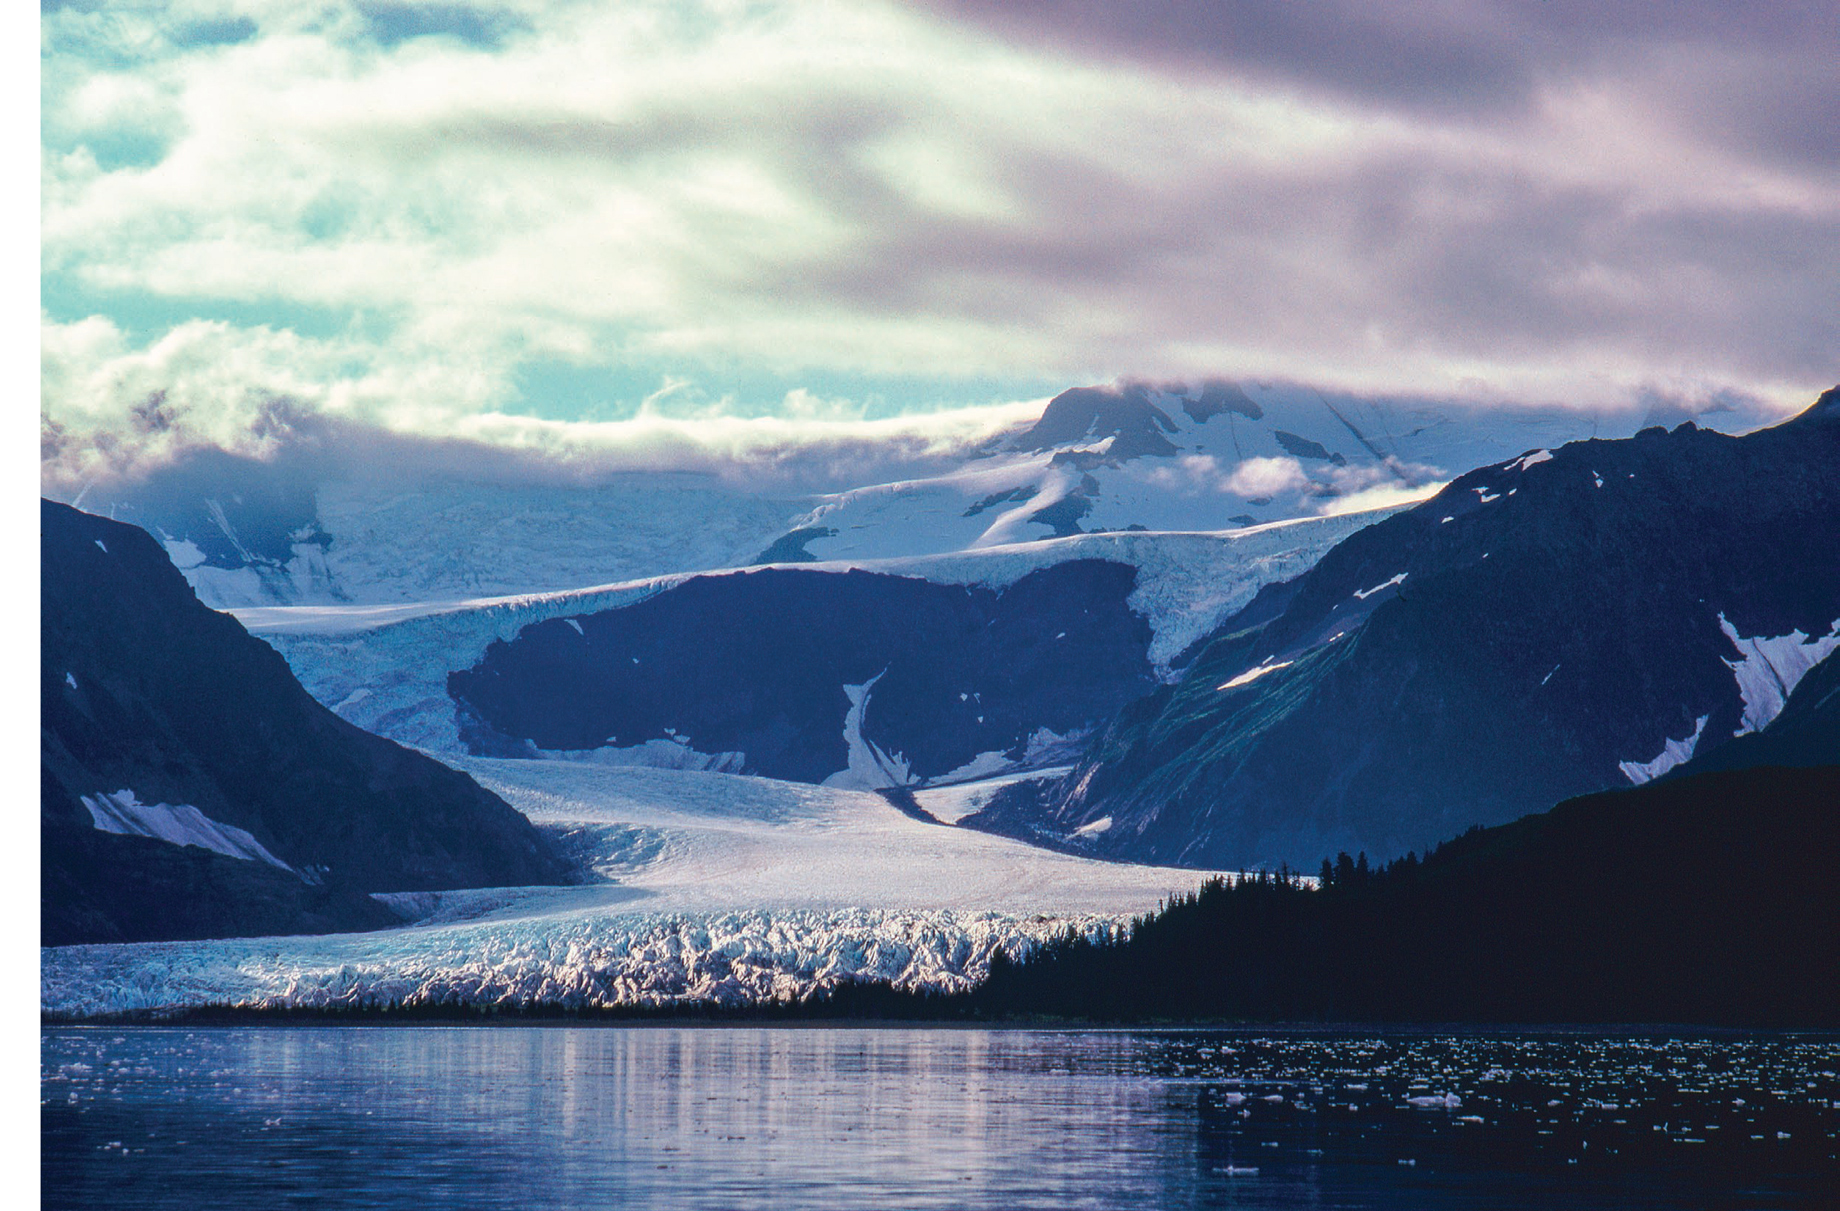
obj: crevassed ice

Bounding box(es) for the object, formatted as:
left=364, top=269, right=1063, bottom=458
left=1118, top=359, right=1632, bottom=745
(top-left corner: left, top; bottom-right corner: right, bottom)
left=541, top=738, right=747, bottom=775
left=39, top=908, right=1122, bottom=1017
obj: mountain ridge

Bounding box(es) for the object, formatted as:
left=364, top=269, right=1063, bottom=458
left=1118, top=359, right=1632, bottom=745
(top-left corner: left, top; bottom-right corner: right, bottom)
left=964, top=391, right=1840, bottom=869
left=42, top=499, right=571, bottom=945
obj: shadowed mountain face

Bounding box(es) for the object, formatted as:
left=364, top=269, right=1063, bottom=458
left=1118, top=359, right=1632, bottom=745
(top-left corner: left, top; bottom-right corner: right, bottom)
left=972, top=761, right=1840, bottom=1027
left=966, top=390, right=1840, bottom=870
left=42, top=500, right=569, bottom=946
left=1010, top=384, right=1184, bottom=459
left=448, top=562, right=1158, bottom=785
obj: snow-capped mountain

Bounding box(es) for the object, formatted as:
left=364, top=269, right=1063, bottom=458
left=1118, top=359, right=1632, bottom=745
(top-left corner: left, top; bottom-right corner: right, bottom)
left=245, top=509, right=1390, bottom=785
left=41, top=501, right=570, bottom=945
left=52, top=380, right=1772, bottom=610
left=964, top=388, right=1840, bottom=871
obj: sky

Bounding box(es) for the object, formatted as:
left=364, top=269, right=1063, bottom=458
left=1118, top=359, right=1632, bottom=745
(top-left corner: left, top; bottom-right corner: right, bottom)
left=37, top=0, right=1840, bottom=488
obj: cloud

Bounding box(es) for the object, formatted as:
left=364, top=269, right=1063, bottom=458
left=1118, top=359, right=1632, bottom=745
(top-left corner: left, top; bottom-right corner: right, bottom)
left=1223, top=456, right=1309, bottom=499
left=1315, top=479, right=1446, bottom=518
left=39, top=315, right=1043, bottom=494
left=39, top=0, right=1838, bottom=477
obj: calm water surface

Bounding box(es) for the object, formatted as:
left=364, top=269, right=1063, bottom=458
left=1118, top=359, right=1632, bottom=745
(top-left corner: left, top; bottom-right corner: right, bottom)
left=41, top=1026, right=1840, bottom=1209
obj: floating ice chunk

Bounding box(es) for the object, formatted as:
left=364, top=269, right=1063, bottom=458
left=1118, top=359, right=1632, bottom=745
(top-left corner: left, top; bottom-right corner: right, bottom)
left=1219, top=659, right=1293, bottom=691
left=1353, top=573, right=1406, bottom=600
left=81, top=790, right=293, bottom=872
left=1719, top=614, right=1840, bottom=734
left=1619, top=715, right=1709, bottom=784
left=1407, top=1093, right=1462, bottom=1109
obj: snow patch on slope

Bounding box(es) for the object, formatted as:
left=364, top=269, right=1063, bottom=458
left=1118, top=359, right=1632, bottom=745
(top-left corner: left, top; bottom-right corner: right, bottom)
left=81, top=790, right=294, bottom=873
left=822, top=671, right=916, bottom=790
left=1220, top=659, right=1293, bottom=691
left=1619, top=715, right=1710, bottom=785
left=911, top=766, right=1075, bottom=824
left=1353, top=572, right=1407, bottom=600
left=1719, top=615, right=1840, bottom=734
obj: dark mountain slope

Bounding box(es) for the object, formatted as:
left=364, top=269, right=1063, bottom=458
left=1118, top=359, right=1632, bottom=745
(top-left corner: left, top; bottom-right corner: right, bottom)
left=1672, top=646, right=1840, bottom=776
left=42, top=500, right=569, bottom=946
left=971, top=762, right=1840, bottom=1026
left=448, top=561, right=1158, bottom=785
left=1010, top=384, right=1184, bottom=459
left=968, top=390, right=1840, bottom=869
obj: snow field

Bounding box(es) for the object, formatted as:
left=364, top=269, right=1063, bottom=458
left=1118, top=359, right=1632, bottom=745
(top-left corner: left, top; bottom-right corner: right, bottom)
left=244, top=514, right=1398, bottom=756
left=41, top=759, right=1231, bottom=1016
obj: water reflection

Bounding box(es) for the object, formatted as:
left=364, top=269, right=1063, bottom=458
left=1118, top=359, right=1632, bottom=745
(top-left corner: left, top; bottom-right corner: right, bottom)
left=41, top=1027, right=1840, bottom=1209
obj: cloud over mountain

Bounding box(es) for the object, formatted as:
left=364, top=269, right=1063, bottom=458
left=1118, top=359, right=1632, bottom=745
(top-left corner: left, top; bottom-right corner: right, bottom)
left=40, top=0, right=1836, bottom=479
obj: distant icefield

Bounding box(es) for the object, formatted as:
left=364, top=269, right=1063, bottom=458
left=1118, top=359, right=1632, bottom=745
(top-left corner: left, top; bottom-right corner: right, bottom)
left=46, top=513, right=1370, bottom=1015
left=241, top=514, right=1394, bottom=756
left=41, top=759, right=1233, bottom=1016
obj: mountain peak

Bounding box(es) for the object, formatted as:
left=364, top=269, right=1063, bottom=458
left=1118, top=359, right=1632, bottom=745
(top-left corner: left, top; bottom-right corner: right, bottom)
left=1796, top=385, right=1840, bottom=423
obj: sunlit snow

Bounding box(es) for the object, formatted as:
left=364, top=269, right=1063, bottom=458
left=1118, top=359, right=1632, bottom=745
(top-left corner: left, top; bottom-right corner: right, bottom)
left=1618, top=715, right=1710, bottom=784
left=1352, top=573, right=1407, bottom=600
left=821, top=671, right=915, bottom=790
left=1219, top=660, right=1293, bottom=691
left=81, top=790, right=294, bottom=872
left=43, top=759, right=1231, bottom=1015
left=1718, top=614, right=1840, bottom=734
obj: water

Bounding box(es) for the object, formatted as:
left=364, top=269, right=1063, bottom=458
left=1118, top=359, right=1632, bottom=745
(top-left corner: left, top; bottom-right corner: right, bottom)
left=41, top=1026, right=1840, bottom=1209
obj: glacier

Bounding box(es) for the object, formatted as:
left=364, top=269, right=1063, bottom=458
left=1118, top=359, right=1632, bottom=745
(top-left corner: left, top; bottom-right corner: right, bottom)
left=42, top=758, right=1231, bottom=1016
left=242, top=514, right=1399, bottom=758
